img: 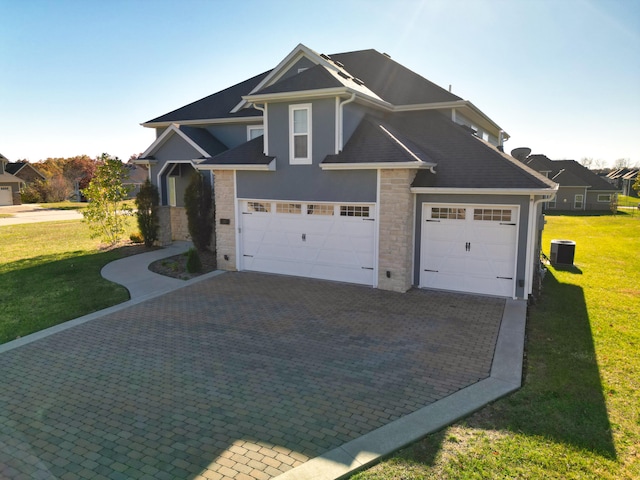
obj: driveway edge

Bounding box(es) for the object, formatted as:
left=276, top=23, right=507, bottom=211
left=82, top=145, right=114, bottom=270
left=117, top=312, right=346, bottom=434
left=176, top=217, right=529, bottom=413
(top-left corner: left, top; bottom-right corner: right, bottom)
left=0, top=270, right=226, bottom=354
left=275, top=298, right=527, bottom=480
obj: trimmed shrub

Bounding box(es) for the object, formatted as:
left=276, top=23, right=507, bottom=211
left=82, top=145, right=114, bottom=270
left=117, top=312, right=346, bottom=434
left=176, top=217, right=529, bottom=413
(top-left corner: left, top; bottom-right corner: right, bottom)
left=135, top=179, right=160, bottom=247
left=184, top=172, right=214, bottom=251
left=129, top=232, right=144, bottom=244
left=186, top=248, right=202, bottom=273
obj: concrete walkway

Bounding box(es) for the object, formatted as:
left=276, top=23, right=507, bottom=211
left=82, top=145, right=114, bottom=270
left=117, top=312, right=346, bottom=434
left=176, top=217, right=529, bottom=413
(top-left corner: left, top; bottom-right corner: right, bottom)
left=100, top=241, right=222, bottom=301
left=0, top=246, right=527, bottom=480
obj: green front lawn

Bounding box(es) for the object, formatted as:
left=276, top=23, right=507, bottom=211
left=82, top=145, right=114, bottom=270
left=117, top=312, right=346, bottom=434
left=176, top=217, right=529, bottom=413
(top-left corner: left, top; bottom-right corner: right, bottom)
left=0, top=219, right=139, bottom=344
left=619, top=195, right=640, bottom=207
left=353, top=213, right=640, bottom=479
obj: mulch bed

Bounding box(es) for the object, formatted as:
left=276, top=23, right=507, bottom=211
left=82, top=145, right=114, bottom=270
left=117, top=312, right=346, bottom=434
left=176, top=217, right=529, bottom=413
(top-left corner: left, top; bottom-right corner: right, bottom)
left=148, top=249, right=217, bottom=280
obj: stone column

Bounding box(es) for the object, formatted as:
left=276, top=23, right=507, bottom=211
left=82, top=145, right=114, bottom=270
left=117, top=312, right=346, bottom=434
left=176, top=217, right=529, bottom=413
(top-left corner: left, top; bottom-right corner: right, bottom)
left=213, top=170, right=237, bottom=271
left=377, top=169, right=417, bottom=292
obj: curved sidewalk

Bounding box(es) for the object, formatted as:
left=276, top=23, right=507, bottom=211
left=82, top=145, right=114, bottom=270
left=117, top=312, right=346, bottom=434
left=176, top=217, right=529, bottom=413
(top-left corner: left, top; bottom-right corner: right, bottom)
left=101, top=241, right=222, bottom=301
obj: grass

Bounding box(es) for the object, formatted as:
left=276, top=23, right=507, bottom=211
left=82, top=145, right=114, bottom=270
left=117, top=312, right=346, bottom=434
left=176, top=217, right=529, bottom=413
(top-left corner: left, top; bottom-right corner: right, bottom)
left=0, top=219, right=140, bottom=344
left=618, top=195, right=640, bottom=208
left=352, top=212, right=640, bottom=479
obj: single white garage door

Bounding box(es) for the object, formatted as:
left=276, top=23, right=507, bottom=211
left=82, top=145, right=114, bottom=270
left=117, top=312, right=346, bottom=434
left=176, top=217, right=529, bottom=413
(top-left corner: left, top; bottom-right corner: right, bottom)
left=0, top=186, right=13, bottom=206
left=420, top=204, right=518, bottom=297
left=240, top=200, right=376, bottom=285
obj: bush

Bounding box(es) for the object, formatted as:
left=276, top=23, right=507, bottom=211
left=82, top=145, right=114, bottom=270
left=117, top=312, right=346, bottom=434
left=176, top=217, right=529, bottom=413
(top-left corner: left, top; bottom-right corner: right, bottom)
left=184, top=172, right=214, bottom=251
left=20, top=183, right=43, bottom=203
left=135, top=179, right=160, bottom=247
left=186, top=248, right=202, bottom=273
left=129, top=232, right=144, bottom=244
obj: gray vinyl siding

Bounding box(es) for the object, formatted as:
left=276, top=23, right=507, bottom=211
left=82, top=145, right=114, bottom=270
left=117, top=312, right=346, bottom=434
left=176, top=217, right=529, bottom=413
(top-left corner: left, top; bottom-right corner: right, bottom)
left=550, top=187, right=587, bottom=210
left=236, top=98, right=376, bottom=202
left=205, top=124, right=255, bottom=150
left=414, top=194, right=532, bottom=298
left=342, top=103, right=366, bottom=147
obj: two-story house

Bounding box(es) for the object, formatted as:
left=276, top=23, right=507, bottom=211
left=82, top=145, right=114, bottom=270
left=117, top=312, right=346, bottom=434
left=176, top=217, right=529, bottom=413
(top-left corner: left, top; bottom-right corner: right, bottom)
left=135, top=44, right=557, bottom=299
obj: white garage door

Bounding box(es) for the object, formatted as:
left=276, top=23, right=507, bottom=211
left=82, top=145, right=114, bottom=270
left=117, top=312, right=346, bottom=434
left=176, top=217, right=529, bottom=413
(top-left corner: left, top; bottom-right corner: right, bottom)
left=420, top=204, right=518, bottom=297
left=0, top=186, right=13, bottom=206
left=240, top=200, right=376, bottom=285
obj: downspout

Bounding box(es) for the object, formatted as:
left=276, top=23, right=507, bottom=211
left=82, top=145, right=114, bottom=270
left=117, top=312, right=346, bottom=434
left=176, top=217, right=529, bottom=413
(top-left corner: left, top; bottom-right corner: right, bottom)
left=524, top=192, right=557, bottom=298
left=337, top=93, right=356, bottom=152
left=251, top=103, right=267, bottom=155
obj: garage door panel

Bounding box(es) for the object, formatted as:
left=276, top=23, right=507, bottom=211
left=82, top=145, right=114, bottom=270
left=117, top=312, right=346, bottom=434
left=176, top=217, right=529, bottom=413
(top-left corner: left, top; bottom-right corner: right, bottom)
left=240, top=201, right=375, bottom=286
left=421, top=204, right=518, bottom=297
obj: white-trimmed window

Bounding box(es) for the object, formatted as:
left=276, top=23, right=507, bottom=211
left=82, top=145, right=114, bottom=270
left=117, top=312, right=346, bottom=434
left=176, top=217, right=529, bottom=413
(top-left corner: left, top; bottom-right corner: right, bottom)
left=307, top=204, right=334, bottom=215
left=247, top=201, right=270, bottom=213
left=574, top=194, right=584, bottom=209
left=597, top=194, right=612, bottom=202
left=547, top=197, right=556, bottom=209
left=247, top=125, right=264, bottom=141
left=340, top=205, right=370, bottom=217
left=276, top=202, right=302, bottom=214
left=289, top=103, right=312, bottom=164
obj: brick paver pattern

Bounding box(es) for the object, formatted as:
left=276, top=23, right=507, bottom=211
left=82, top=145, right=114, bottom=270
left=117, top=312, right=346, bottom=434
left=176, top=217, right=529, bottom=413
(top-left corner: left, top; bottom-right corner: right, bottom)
left=0, top=272, right=505, bottom=479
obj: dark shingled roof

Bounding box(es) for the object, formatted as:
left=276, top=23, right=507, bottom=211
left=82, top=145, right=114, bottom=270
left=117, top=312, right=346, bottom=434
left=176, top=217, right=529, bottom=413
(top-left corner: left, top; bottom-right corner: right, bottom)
left=179, top=126, right=228, bottom=158
left=199, top=136, right=274, bottom=166
left=4, top=163, right=23, bottom=174
left=145, top=71, right=270, bottom=124
left=257, top=64, right=343, bottom=95
left=526, top=155, right=617, bottom=191
left=323, top=115, right=435, bottom=165
left=376, top=111, right=555, bottom=189
left=331, top=49, right=462, bottom=105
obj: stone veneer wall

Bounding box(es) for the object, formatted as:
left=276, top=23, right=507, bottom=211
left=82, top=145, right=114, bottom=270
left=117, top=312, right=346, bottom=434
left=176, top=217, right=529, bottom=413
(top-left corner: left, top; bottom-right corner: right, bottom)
left=213, top=170, right=237, bottom=271
left=157, top=206, right=190, bottom=246
left=170, top=207, right=190, bottom=241
left=377, top=169, right=417, bottom=292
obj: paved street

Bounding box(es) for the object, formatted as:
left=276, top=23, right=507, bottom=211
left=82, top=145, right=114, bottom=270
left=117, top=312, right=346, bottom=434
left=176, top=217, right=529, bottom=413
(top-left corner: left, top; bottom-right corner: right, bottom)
left=0, top=205, right=83, bottom=225
left=0, top=272, right=505, bottom=479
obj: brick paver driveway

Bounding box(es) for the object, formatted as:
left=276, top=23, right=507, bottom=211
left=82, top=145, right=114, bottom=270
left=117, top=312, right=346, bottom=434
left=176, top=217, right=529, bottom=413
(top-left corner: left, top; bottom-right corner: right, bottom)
left=0, top=272, right=505, bottom=479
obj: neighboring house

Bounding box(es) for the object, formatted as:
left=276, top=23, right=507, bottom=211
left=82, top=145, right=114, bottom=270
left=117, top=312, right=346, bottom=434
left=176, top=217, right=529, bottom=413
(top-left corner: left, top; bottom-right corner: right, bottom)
left=5, top=161, right=46, bottom=186
left=524, top=154, right=618, bottom=211
left=0, top=154, right=25, bottom=206
left=606, top=167, right=639, bottom=197
left=135, top=44, right=557, bottom=299
left=123, top=163, right=149, bottom=198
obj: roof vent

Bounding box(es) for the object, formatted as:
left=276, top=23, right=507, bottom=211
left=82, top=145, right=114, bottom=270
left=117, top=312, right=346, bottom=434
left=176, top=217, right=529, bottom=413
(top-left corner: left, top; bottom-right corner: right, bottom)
left=353, top=77, right=365, bottom=86
left=382, top=52, right=391, bottom=58
left=511, top=147, right=532, bottom=162
left=320, top=53, right=331, bottom=60
left=337, top=70, right=350, bottom=80
left=334, top=60, right=345, bottom=68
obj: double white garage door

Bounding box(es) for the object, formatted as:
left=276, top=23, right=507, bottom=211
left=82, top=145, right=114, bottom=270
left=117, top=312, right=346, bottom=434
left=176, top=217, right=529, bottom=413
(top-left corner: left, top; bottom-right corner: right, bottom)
left=240, top=200, right=376, bottom=286
left=239, top=200, right=518, bottom=297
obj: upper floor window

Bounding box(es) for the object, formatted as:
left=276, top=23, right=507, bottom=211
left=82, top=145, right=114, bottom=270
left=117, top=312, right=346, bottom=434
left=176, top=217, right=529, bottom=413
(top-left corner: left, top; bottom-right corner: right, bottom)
left=247, top=125, right=264, bottom=141
left=289, top=103, right=312, bottom=164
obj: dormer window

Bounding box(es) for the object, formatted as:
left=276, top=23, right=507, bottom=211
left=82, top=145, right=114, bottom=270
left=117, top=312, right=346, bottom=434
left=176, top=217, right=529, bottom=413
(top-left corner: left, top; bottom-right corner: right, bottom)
left=289, top=103, right=312, bottom=165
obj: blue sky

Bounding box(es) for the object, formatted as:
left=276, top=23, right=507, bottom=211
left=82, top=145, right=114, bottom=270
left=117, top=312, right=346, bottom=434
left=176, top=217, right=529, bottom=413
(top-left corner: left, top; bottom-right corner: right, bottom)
left=1, top=0, right=639, bottom=167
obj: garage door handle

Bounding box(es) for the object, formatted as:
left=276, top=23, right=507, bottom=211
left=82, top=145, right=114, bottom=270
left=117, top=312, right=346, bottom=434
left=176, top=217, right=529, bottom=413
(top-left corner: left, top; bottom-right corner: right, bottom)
left=500, top=222, right=516, bottom=226
left=465, top=242, right=470, bottom=251
left=496, top=276, right=513, bottom=280
left=424, top=269, right=439, bottom=272
left=302, top=233, right=306, bottom=241
left=361, top=267, right=374, bottom=270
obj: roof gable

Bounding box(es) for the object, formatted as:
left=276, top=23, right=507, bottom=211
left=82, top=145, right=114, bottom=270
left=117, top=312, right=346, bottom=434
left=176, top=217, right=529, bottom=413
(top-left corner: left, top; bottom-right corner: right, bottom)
left=5, top=162, right=46, bottom=179
left=140, top=124, right=227, bottom=160
left=322, top=115, right=436, bottom=167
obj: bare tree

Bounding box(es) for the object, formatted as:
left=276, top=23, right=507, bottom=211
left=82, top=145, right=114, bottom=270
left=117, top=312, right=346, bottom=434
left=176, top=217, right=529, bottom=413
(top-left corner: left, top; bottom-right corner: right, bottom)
left=613, top=158, right=631, bottom=169
left=580, top=157, right=593, bottom=168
